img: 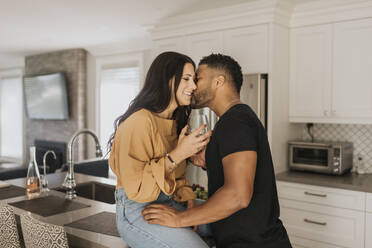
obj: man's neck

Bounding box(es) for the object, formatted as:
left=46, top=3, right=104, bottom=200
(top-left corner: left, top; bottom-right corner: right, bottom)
left=211, top=96, right=241, bottom=117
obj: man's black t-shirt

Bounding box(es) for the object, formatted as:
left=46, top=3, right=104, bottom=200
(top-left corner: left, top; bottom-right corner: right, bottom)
left=205, top=104, right=291, bottom=248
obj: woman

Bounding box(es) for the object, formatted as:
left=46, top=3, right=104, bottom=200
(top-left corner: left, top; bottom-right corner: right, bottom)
left=108, top=52, right=212, bottom=248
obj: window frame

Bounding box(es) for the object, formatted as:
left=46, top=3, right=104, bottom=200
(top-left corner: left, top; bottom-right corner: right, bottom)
left=0, top=67, right=25, bottom=163
left=94, top=52, right=144, bottom=151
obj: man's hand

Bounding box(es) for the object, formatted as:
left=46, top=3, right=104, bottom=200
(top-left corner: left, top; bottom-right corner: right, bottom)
left=189, top=148, right=206, bottom=168
left=142, top=204, right=182, bottom=228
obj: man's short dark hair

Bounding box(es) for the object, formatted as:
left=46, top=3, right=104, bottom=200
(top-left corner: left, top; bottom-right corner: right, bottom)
left=199, top=53, right=243, bottom=93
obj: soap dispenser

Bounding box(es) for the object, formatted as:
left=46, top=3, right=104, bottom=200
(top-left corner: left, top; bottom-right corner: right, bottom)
left=26, top=146, right=41, bottom=199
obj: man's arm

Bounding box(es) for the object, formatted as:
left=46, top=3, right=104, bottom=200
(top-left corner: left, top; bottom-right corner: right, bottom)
left=142, top=150, right=257, bottom=227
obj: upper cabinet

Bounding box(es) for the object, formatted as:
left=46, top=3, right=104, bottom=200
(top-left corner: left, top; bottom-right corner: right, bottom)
left=152, top=37, right=185, bottom=59
left=186, top=32, right=224, bottom=64
left=332, top=19, right=372, bottom=120
left=223, top=25, right=269, bottom=74
left=289, top=18, right=372, bottom=124
left=151, top=25, right=269, bottom=75
left=289, top=24, right=332, bottom=119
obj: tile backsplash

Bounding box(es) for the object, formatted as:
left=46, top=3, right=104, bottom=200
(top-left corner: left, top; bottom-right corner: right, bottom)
left=299, top=124, right=372, bottom=167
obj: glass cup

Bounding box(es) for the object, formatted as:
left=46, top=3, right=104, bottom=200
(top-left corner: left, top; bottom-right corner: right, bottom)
left=188, top=113, right=210, bottom=136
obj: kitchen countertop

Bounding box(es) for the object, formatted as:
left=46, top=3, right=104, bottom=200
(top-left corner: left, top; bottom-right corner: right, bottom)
left=2, top=172, right=127, bottom=248
left=276, top=170, right=372, bottom=193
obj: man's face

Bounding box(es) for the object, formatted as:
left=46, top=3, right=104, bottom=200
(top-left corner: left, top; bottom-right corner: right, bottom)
left=191, top=65, right=216, bottom=109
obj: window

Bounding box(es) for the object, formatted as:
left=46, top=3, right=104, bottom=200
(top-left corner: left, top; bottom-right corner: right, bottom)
left=99, top=66, right=140, bottom=153
left=0, top=77, right=23, bottom=160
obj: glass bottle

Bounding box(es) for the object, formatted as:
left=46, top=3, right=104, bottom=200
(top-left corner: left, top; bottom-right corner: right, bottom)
left=26, top=146, right=41, bottom=198
left=356, top=154, right=365, bottom=174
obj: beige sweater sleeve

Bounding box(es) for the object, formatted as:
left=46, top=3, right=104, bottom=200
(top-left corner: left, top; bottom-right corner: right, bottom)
left=173, top=161, right=196, bottom=202
left=109, top=114, right=176, bottom=203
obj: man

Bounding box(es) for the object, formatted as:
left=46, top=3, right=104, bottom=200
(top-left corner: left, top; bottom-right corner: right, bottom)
left=142, top=54, right=292, bottom=248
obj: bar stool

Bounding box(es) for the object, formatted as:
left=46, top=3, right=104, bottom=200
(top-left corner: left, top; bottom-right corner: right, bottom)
left=0, top=204, right=21, bottom=248
left=20, top=214, right=69, bottom=248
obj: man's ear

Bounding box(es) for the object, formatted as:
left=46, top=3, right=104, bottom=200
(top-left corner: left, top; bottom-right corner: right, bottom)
left=215, top=75, right=226, bottom=89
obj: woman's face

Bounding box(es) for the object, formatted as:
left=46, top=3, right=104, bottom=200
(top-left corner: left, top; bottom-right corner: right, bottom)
left=175, top=63, right=197, bottom=106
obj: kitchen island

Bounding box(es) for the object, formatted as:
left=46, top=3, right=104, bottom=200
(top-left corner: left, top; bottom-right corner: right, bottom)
left=2, top=172, right=127, bottom=248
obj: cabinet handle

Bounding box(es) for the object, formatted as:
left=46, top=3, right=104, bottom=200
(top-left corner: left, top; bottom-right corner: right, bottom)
left=323, top=110, right=328, bottom=116
left=304, top=218, right=327, bottom=226
left=304, top=191, right=327, bottom=197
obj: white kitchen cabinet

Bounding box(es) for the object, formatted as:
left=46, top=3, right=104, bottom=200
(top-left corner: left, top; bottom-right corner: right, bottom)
left=278, top=181, right=366, bottom=248
left=367, top=193, right=372, bottom=248
left=289, top=18, right=372, bottom=124
left=290, top=236, right=342, bottom=248
left=332, top=18, right=372, bottom=120
left=277, top=181, right=365, bottom=211
left=186, top=32, right=224, bottom=65
left=152, top=37, right=185, bottom=59
left=289, top=24, right=333, bottom=120
left=280, top=198, right=364, bottom=248
left=366, top=193, right=372, bottom=212
left=366, top=213, right=372, bottom=248
left=152, top=25, right=269, bottom=74
left=223, top=25, right=269, bottom=74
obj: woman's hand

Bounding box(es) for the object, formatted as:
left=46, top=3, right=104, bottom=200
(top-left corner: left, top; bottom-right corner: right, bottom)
left=187, top=199, right=198, bottom=231
left=170, top=125, right=212, bottom=163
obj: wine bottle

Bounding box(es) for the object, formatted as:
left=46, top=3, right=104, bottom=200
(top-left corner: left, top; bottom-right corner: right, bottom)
left=26, top=146, right=41, bottom=198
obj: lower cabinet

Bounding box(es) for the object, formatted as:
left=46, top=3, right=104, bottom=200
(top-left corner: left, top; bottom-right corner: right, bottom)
left=280, top=198, right=364, bottom=248
left=366, top=213, right=372, bottom=248
left=278, top=181, right=366, bottom=248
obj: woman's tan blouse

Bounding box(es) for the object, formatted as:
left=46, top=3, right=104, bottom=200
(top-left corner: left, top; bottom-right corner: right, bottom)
left=109, top=109, right=195, bottom=203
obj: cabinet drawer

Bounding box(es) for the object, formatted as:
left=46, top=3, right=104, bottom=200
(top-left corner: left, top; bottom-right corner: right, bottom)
left=366, top=193, right=372, bottom=212
left=289, top=236, right=342, bottom=248
left=280, top=199, right=364, bottom=248
left=277, top=181, right=365, bottom=211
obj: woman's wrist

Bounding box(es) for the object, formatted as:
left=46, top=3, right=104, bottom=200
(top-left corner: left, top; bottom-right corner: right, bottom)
left=169, top=149, right=183, bottom=165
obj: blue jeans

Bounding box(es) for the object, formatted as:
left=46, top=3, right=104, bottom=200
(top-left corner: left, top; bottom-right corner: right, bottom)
left=115, top=188, right=211, bottom=248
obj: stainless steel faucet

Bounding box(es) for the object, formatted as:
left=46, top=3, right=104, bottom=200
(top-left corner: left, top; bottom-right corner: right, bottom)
left=62, top=129, right=103, bottom=199
left=41, top=150, right=56, bottom=193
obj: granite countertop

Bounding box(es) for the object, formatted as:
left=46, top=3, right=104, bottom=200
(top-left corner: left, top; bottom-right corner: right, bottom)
left=2, top=172, right=127, bottom=248
left=276, top=170, right=372, bottom=194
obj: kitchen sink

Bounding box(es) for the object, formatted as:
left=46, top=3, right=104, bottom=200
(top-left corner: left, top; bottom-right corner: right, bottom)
left=54, top=181, right=116, bottom=204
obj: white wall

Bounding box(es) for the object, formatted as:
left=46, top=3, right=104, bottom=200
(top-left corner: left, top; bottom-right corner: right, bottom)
left=0, top=55, right=24, bottom=70
left=268, top=23, right=302, bottom=173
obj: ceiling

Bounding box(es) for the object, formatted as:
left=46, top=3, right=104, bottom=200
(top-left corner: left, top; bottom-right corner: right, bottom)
left=0, top=0, right=314, bottom=67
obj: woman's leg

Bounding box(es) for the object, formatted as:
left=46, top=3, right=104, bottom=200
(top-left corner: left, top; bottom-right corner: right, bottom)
left=115, top=189, right=209, bottom=248
left=170, top=199, right=213, bottom=238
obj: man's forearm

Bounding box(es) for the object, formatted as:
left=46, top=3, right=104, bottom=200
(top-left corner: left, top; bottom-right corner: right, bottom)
left=178, top=186, right=246, bottom=227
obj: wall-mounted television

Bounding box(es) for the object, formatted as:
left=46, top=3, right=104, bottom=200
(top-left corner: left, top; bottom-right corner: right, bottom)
left=23, top=72, right=69, bottom=120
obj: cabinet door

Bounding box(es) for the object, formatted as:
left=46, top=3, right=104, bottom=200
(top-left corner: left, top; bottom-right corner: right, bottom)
left=366, top=213, right=372, bottom=248
left=152, top=37, right=185, bottom=59
left=333, top=18, right=372, bottom=122
left=186, top=32, right=223, bottom=65
left=289, top=25, right=333, bottom=120
left=280, top=198, right=365, bottom=248
left=223, top=25, right=268, bottom=74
